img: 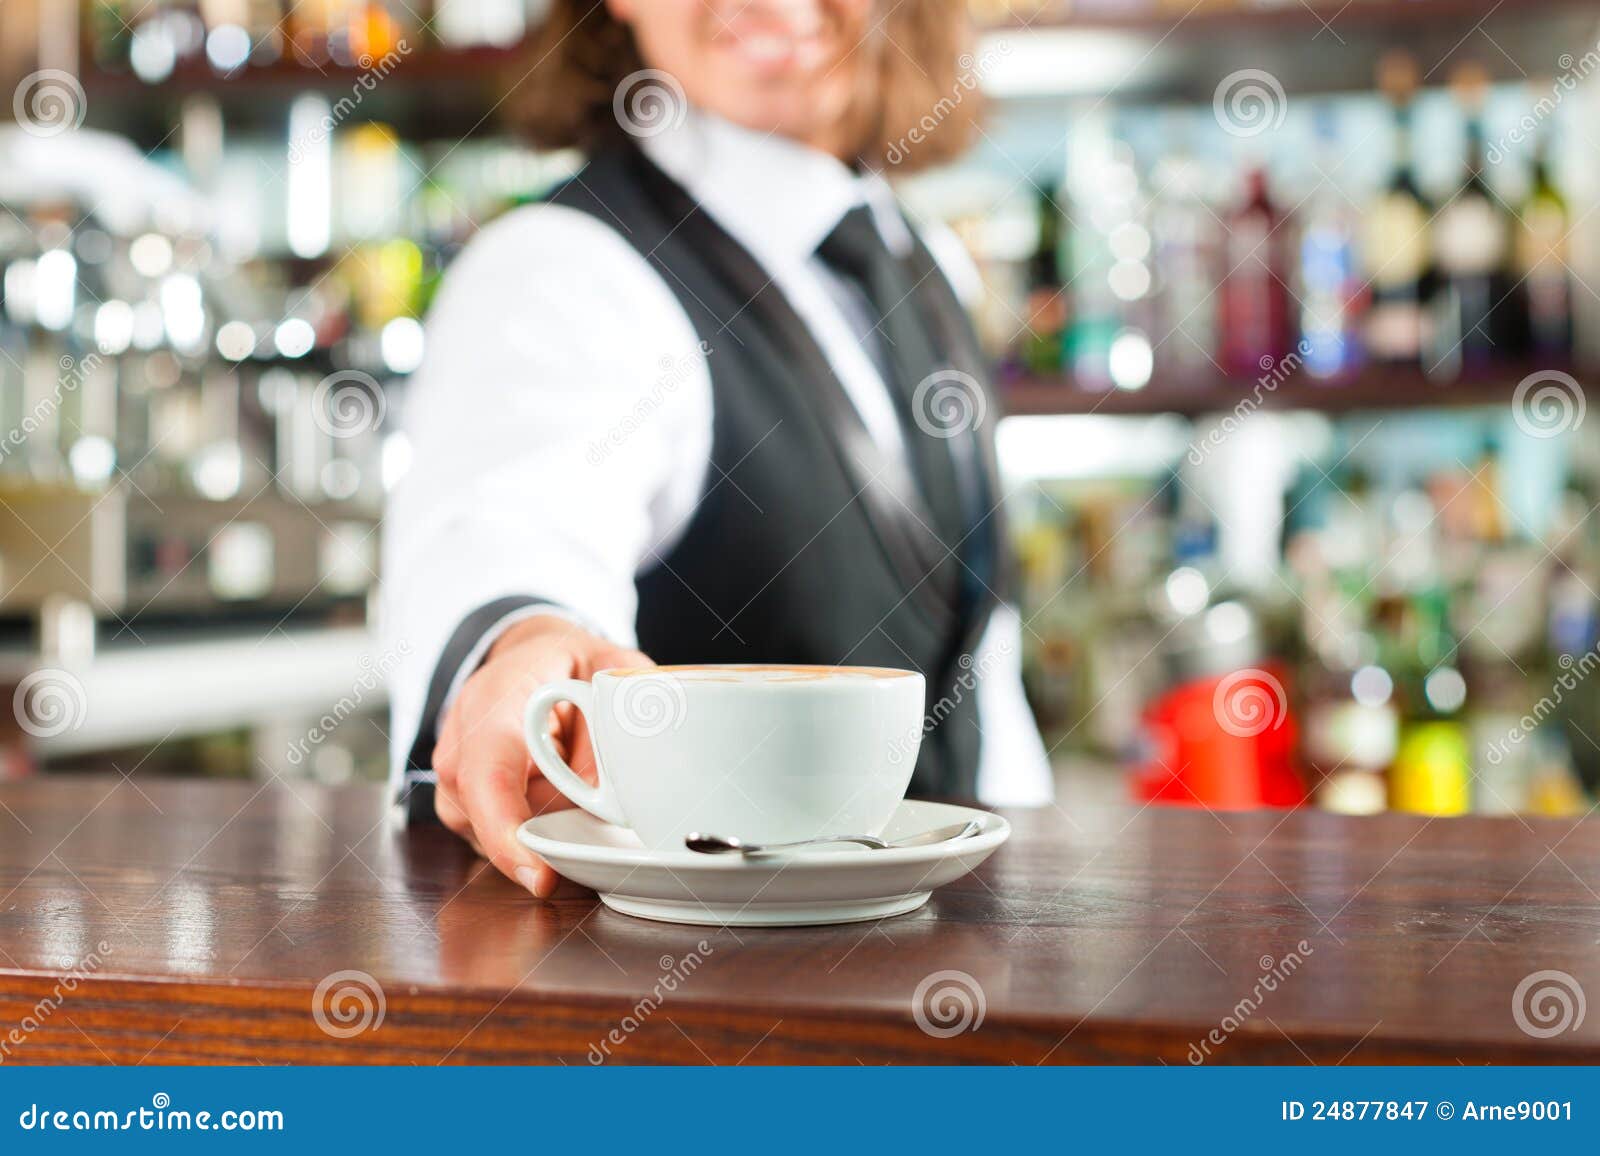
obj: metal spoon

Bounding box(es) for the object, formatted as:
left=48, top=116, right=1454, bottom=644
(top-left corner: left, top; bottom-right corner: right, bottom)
left=685, top=818, right=983, bottom=856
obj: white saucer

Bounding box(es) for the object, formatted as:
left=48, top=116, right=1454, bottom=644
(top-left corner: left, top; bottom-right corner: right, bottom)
left=517, top=800, right=1009, bottom=927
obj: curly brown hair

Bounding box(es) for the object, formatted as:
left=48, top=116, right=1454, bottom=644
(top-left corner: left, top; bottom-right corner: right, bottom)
left=509, top=1, right=984, bottom=173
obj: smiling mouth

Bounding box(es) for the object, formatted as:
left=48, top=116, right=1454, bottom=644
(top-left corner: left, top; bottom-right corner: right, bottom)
left=713, top=10, right=836, bottom=71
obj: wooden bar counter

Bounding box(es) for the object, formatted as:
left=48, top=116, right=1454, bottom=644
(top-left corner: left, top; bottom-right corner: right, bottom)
left=1, top=776, right=1597, bottom=1064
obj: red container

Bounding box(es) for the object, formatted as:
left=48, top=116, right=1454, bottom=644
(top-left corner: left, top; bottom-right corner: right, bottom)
left=1130, top=666, right=1308, bottom=810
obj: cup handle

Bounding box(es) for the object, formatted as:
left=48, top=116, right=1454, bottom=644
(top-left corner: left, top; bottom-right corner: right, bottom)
left=522, top=679, right=627, bottom=828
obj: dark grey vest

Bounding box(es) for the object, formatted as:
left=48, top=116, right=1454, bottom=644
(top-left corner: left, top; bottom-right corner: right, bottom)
left=548, top=147, right=1006, bottom=799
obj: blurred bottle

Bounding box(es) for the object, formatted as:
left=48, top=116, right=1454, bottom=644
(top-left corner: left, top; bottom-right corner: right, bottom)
left=288, top=0, right=340, bottom=63
left=1217, top=168, right=1293, bottom=377
left=1525, top=741, right=1589, bottom=816
left=1468, top=433, right=1505, bottom=544
left=1020, top=183, right=1068, bottom=376
left=1381, top=587, right=1472, bottom=815
left=120, top=0, right=207, bottom=80
left=1429, top=64, right=1511, bottom=381
left=1392, top=716, right=1472, bottom=814
left=1150, top=150, right=1218, bottom=378
left=194, top=0, right=256, bottom=72
left=1297, top=107, right=1365, bottom=380
left=89, top=0, right=136, bottom=68
left=197, top=0, right=247, bottom=29
left=1064, top=128, right=1144, bottom=392
left=344, top=2, right=408, bottom=62
left=1304, top=659, right=1400, bottom=817
left=1517, top=125, right=1573, bottom=359
left=1363, top=53, right=1433, bottom=367
left=433, top=0, right=529, bottom=47
left=246, top=0, right=287, bottom=64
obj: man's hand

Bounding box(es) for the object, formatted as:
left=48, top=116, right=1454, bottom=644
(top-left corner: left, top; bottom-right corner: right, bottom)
left=431, top=614, right=651, bottom=896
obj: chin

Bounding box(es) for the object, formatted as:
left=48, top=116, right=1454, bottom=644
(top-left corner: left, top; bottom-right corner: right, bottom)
left=726, top=100, right=819, bottom=136
left=699, top=73, right=854, bottom=147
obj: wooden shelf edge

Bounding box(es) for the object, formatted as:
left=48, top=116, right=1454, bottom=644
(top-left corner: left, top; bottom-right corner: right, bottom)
left=78, top=44, right=523, bottom=98
left=998, top=365, right=1583, bottom=418
left=981, top=0, right=1600, bottom=34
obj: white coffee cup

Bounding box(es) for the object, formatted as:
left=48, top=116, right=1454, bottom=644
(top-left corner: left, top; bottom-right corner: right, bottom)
left=522, top=664, right=925, bottom=851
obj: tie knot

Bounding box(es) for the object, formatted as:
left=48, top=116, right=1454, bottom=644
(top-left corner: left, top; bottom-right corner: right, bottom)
left=816, top=205, right=890, bottom=282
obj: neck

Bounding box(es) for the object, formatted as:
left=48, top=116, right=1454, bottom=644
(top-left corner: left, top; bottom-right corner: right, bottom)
left=783, top=104, right=863, bottom=168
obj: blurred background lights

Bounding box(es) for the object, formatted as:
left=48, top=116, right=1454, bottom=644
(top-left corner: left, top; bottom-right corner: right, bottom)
left=1205, top=601, right=1251, bottom=645
left=129, top=233, right=174, bottom=278
left=380, top=317, right=426, bottom=374
left=1108, top=329, right=1154, bottom=390
left=1164, top=566, right=1209, bottom=616
left=1350, top=665, right=1394, bottom=708
left=33, top=249, right=76, bottom=332
left=273, top=318, right=316, bottom=358
left=68, top=437, right=116, bottom=487
left=215, top=320, right=256, bottom=361
left=204, top=24, right=251, bottom=74
left=160, top=273, right=206, bottom=351
left=1424, top=667, right=1468, bottom=714
left=94, top=300, right=135, bottom=355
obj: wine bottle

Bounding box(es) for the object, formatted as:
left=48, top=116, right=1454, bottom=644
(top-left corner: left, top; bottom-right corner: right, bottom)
left=1429, top=63, right=1511, bottom=381
left=1021, top=182, right=1068, bottom=376
left=1151, top=144, right=1218, bottom=378
left=1517, top=123, right=1573, bottom=358
left=1298, top=106, right=1363, bottom=380
left=1363, top=53, right=1433, bottom=367
left=89, top=0, right=136, bottom=69
left=1218, top=168, right=1292, bottom=377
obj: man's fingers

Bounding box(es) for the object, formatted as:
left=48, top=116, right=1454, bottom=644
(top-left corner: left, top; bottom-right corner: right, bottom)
left=444, top=768, right=562, bottom=897
left=548, top=648, right=646, bottom=785
left=458, top=738, right=559, bottom=899
left=427, top=631, right=659, bottom=903
left=527, top=775, right=573, bottom=815
left=434, top=787, right=486, bottom=857
left=435, top=784, right=469, bottom=834
left=432, top=704, right=462, bottom=789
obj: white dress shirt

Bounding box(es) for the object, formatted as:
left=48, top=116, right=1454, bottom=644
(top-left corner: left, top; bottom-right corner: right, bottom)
left=382, top=109, right=1053, bottom=807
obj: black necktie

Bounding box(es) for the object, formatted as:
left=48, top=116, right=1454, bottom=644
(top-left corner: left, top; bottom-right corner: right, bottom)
left=816, top=206, right=991, bottom=615
left=816, top=207, right=946, bottom=456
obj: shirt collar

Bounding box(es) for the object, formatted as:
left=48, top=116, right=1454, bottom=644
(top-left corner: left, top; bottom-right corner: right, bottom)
left=639, top=107, right=910, bottom=271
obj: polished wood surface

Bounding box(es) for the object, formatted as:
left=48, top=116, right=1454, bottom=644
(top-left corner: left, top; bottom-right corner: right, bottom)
left=0, top=777, right=1596, bottom=1064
